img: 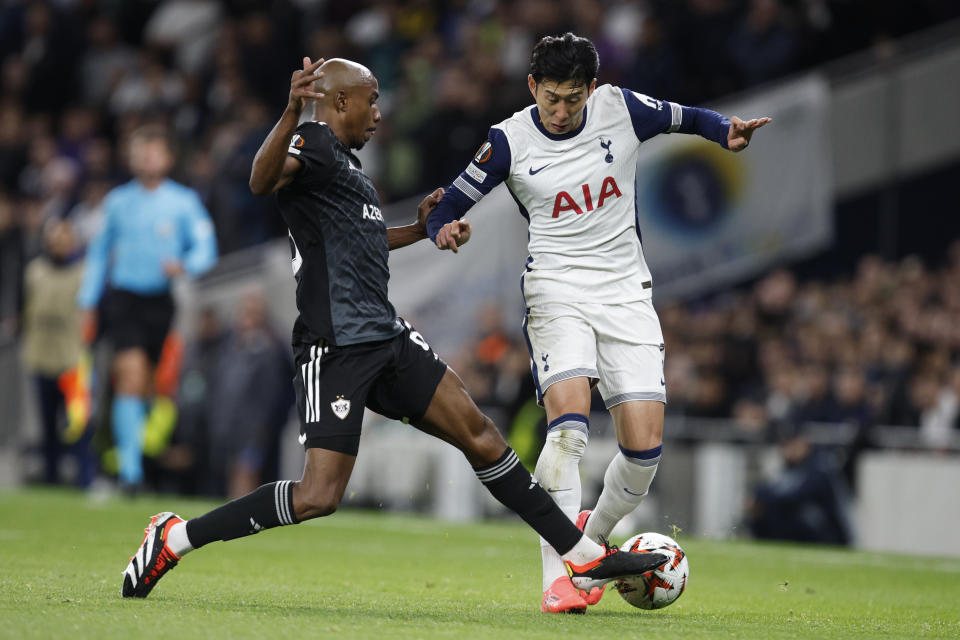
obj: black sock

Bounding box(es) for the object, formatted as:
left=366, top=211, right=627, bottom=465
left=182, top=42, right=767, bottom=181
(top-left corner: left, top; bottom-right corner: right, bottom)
left=185, top=480, right=298, bottom=549
left=474, top=448, right=582, bottom=555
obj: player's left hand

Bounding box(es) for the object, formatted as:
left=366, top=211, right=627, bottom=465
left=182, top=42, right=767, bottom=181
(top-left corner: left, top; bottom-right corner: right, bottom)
left=436, top=220, right=472, bottom=253
left=727, top=116, right=772, bottom=152
left=417, top=187, right=444, bottom=233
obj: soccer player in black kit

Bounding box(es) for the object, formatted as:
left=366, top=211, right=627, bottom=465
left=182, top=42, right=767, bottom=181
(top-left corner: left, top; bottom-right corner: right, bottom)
left=119, top=57, right=667, bottom=608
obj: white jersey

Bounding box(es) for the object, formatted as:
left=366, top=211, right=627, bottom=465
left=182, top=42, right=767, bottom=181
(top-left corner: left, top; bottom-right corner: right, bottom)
left=431, top=83, right=728, bottom=307
left=505, top=85, right=681, bottom=305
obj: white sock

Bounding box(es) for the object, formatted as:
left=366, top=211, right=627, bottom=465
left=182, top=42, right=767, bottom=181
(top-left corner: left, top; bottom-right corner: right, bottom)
left=584, top=444, right=661, bottom=543
left=560, top=535, right=605, bottom=566
left=166, top=521, right=194, bottom=557
left=535, top=416, right=588, bottom=591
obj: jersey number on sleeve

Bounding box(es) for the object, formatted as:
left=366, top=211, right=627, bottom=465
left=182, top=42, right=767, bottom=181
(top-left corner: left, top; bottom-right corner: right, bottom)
left=634, top=92, right=662, bottom=111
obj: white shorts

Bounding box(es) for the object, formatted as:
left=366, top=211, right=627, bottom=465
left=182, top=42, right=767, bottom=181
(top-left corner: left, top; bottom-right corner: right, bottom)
left=522, top=298, right=666, bottom=408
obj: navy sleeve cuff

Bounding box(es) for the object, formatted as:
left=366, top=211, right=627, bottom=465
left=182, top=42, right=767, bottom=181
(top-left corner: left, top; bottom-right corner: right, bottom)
left=678, top=105, right=730, bottom=148
left=426, top=186, right=474, bottom=242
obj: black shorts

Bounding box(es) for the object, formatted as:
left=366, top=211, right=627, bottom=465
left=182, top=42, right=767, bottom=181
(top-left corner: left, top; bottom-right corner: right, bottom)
left=103, top=289, right=175, bottom=362
left=292, top=319, right=448, bottom=456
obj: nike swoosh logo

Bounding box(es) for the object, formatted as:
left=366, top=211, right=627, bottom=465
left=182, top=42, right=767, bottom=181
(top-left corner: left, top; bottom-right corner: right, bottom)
left=298, top=433, right=306, bottom=445
left=623, top=487, right=646, bottom=497
left=547, top=488, right=572, bottom=493
left=528, top=163, right=551, bottom=175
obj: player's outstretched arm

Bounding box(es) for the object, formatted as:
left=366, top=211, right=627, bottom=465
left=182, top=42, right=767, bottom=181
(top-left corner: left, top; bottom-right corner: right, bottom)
left=622, top=89, right=771, bottom=153
left=387, top=188, right=445, bottom=250
left=726, top=115, right=772, bottom=152
left=250, top=56, right=325, bottom=195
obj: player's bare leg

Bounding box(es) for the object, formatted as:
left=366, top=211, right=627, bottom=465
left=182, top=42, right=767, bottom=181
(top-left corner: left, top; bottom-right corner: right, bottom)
left=121, top=447, right=355, bottom=598
left=414, top=368, right=512, bottom=466
left=536, top=377, right=595, bottom=610
left=582, top=400, right=664, bottom=543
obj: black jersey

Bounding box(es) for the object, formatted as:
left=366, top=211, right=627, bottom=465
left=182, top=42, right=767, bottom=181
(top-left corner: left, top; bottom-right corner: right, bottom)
left=278, top=121, right=402, bottom=347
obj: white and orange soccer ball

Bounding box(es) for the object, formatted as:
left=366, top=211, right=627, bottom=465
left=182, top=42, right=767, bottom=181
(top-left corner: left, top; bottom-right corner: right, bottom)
left=614, top=532, right=689, bottom=609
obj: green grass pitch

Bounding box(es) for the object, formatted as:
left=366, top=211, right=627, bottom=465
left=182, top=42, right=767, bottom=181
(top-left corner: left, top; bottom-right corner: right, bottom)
left=1, top=489, right=958, bottom=639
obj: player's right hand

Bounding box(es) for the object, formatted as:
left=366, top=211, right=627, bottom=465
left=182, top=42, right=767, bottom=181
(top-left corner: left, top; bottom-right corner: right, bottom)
left=435, top=220, right=472, bottom=253
left=417, top=187, right=444, bottom=232
left=288, top=57, right=326, bottom=114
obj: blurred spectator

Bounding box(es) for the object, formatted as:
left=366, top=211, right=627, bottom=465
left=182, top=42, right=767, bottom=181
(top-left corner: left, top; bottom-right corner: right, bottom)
left=622, top=12, right=684, bottom=101
left=792, top=364, right=832, bottom=423
left=143, top=0, right=223, bottom=77
left=108, top=50, right=185, bottom=118
left=0, top=103, right=28, bottom=192
left=413, top=63, right=497, bottom=193
left=180, top=291, right=294, bottom=498
left=664, top=0, right=742, bottom=102
left=18, top=1, right=79, bottom=116
left=20, top=219, right=93, bottom=486
left=687, top=369, right=731, bottom=418
left=828, top=367, right=873, bottom=426
left=18, top=134, right=80, bottom=221
left=234, top=9, right=301, bottom=106
left=67, top=178, right=111, bottom=248
left=747, top=429, right=852, bottom=545
left=445, top=301, right=529, bottom=413
left=81, top=16, right=137, bottom=107
left=730, top=392, right=768, bottom=437
left=170, top=306, right=227, bottom=495
left=727, top=0, right=800, bottom=86
left=203, top=99, right=284, bottom=253
left=0, top=190, right=23, bottom=339
left=918, top=365, right=960, bottom=450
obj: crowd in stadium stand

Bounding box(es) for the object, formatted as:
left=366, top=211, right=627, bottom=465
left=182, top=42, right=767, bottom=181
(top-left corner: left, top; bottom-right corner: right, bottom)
left=453, top=248, right=960, bottom=447
left=2, top=1, right=958, bottom=266
left=2, top=1, right=959, bottom=491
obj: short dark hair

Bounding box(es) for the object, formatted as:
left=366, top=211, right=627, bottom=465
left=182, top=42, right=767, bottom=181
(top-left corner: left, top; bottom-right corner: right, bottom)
left=529, top=33, right=599, bottom=87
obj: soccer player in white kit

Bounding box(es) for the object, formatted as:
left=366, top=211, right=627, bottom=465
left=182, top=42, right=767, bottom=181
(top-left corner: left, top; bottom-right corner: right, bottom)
left=426, top=33, right=770, bottom=613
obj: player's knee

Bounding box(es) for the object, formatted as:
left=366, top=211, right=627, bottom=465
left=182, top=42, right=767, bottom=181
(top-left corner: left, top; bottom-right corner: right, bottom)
left=299, top=497, right=339, bottom=520
left=114, top=362, right=149, bottom=395
left=619, top=430, right=663, bottom=453
left=115, top=376, right=146, bottom=396
left=293, top=483, right=341, bottom=520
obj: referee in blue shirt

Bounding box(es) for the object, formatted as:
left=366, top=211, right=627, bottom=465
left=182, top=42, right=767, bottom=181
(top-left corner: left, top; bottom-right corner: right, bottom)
left=77, top=125, right=217, bottom=490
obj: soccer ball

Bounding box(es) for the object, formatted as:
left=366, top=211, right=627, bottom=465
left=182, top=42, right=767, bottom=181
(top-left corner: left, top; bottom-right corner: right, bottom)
left=614, top=531, right=689, bottom=609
